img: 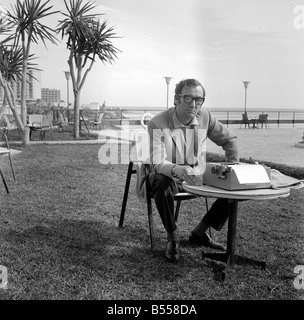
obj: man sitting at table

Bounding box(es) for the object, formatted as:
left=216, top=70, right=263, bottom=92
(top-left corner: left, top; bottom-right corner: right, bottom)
left=146, top=78, right=239, bottom=262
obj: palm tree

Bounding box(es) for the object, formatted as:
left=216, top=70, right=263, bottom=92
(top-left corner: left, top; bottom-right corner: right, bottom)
left=57, top=0, right=120, bottom=138
left=5, top=0, right=58, bottom=144
left=0, top=43, right=38, bottom=143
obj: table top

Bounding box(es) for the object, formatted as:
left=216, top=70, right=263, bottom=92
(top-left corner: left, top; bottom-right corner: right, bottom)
left=28, top=124, right=41, bottom=128
left=183, top=183, right=290, bottom=200
left=0, top=147, right=10, bottom=154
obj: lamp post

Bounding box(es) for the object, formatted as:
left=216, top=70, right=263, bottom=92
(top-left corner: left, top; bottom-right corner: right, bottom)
left=242, top=81, right=250, bottom=115
left=64, top=71, right=71, bottom=121
left=164, top=76, right=172, bottom=109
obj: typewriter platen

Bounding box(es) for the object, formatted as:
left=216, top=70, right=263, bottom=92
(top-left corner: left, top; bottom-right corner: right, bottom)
left=203, top=162, right=271, bottom=190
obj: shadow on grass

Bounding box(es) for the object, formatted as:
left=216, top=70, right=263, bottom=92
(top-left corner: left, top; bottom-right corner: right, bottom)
left=2, top=214, right=236, bottom=299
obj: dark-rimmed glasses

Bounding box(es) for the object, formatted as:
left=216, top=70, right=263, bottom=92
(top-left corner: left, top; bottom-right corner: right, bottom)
left=179, top=94, right=205, bottom=105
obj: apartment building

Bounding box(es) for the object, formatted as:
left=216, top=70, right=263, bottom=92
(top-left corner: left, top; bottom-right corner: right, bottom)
left=0, top=69, right=41, bottom=102
left=41, top=88, right=61, bottom=105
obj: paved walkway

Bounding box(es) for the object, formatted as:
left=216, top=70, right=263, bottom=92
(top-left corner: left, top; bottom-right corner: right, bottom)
left=207, top=125, right=304, bottom=168
left=103, top=124, right=304, bottom=168
left=5, top=124, right=304, bottom=168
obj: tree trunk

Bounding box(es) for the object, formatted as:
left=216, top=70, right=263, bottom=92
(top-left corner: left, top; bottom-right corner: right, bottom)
left=73, top=91, right=80, bottom=138
left=21, top=126, right=30, bottom=145
left=0, top=76, right=30, bottom=146
left=21, top=61, right=27, bottom=126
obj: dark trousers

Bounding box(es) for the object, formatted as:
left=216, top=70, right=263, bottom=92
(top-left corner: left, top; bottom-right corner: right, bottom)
left=150, top=173, right=230, bottom=233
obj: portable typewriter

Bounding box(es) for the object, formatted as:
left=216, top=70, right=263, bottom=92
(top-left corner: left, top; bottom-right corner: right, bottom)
left=203, top=162, right=271, bottom=190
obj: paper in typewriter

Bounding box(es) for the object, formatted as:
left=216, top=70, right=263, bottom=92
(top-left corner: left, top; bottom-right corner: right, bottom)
left=233, top=165, right=270, bottom=184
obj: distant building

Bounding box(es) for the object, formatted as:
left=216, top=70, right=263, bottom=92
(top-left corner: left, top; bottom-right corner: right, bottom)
left=0, top=69, right=41, bottom=103
left=41, top=88, right=61, bottom=106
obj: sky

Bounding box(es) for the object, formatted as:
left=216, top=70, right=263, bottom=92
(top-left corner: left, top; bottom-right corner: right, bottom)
left=1, top=0, right=304, bottom=111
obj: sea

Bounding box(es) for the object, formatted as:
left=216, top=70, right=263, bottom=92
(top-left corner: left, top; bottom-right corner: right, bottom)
left=118, top=107, right=304, bottom=122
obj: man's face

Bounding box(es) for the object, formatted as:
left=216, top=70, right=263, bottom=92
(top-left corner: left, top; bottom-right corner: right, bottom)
left=175, top=85, right=205, bottom=124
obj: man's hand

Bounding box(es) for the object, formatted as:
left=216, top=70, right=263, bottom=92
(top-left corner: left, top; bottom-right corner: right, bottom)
left=173, top=165, right=203, bottom=186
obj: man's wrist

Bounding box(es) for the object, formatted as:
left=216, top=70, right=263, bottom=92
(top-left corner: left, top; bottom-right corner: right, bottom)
left=171, top=164, right=178, bottom=179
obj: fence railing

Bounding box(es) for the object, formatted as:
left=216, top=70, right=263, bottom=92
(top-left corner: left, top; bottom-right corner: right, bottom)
left=50, top=107, right=304, bottom=128
left=210, top=110, right=304, bottom=128
left=109, top=107, right=304, bottom=128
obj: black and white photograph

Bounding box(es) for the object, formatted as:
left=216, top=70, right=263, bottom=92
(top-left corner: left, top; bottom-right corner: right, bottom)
left=0, top=0, right=303, bottom=306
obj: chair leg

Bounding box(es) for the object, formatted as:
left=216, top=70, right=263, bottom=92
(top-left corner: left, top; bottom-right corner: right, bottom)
left=205, top=198, right=212, bottom=238
left=174, top=200, right=182, bottom=222
left=144, top=170, right=156, bottom=250
left=0, top=169, right=9, bottom=194
left=8, top=153, right=16, bottom=181
left=146, top=192, right=156, bottom=250
left=119, top=161, right=134, bottom=228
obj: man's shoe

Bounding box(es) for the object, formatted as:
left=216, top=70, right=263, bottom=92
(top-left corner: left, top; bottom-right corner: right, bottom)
left=165, top=240, right=180, bottom=262
left=189, top=232, right=226, bottom=251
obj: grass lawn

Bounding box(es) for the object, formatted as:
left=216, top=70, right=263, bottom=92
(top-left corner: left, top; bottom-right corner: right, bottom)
left=0, top=143, right=303, bottom=300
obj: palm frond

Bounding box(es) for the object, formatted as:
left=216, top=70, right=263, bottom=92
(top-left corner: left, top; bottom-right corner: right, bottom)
left=56, top=0, right=103, bottom=35
left=8, top=0, right=59, bottom=48
left=0, top=43, right=38, bottom=82
left=87, top=19, right=121, bottom=63
left=0, top=6, right=12, bottom=36
left=57, top=0, right=120, bottom=65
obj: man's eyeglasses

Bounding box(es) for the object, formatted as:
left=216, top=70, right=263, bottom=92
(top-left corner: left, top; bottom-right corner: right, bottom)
left=179, top=94, right=205, bottom=105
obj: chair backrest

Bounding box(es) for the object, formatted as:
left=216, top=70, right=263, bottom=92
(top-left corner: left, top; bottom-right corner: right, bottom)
left=42, top=116, right=53, bottom=127
left=97, top=112, right=104, bottom=123
left=258, top=114, right=268, bottom=121
left=242, top=113, right=248, bottom=121
left=29, top=114, right=43, bottom=126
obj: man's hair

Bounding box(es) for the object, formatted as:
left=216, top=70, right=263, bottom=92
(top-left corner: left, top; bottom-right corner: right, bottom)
left=174, top=79, right=206, bottom=105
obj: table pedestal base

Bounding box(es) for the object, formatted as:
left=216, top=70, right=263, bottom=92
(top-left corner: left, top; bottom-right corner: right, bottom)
left=202, top=251, right=266, bottom=281
left=182, top=184, right=290, bottom=281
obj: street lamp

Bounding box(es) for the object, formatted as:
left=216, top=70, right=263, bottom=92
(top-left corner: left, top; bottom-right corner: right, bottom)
left=242, top=81, right=250, bottom=115
left=64, top=71, right=71, bottom=121
left=164, top=76, right=173, bottom=109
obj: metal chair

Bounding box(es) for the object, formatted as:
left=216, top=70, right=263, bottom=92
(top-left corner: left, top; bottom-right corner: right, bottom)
left=257, top=114, right=269, bottom=129
left=118, top=130, right=208, bottom=250
left=0, top=131, right=17, bottom=193
left=2, top=115, right=20, bottom=140
left=37, top=116, right=54, bottom=140
left=240, top=113, right=252, bottom=129
left=28, top=114, right=43, bottom=140
left=90, top=112, right=105, bottom=130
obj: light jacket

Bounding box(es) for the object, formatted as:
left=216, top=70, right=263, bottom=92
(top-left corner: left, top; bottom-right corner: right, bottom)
left=136, top=107, right=239, bottom=201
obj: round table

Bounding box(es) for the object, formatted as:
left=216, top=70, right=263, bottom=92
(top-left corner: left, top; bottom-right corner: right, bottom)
left=183, top=184, right=290, bottom=200
left=183, top=183, right=291, bottom=280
